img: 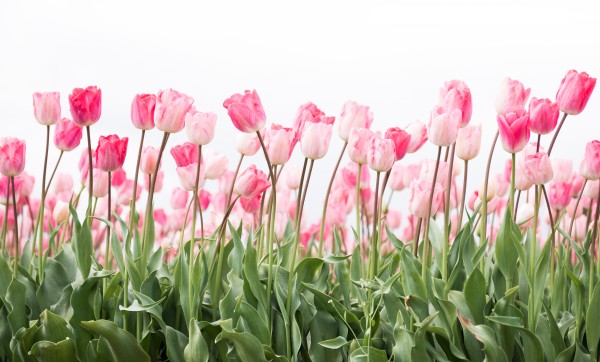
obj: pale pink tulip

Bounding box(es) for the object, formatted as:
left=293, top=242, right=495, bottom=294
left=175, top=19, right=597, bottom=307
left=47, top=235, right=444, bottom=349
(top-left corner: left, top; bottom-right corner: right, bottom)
left=131, top=93, right=156, bottom=130
left=33, top=92, right=61, bottom=126
left=292, top=102, right=334, bottom=139
left=140, top=146, right=160, bottom=174
left=90, top=168, right=108, bottom=198
left=428, top=106, right=461, bottom=147
left=367, top=136, right=395, bottom=172
left=556, top=70, right=596, bottom=115
left=495, top=78, right=530, bottom=114
left=283, top=165, right=302, bottom=190
left=155, top=89, right=194, bottom=133
left=524, top=151, right=553, bottom=185
left=301, top=121, right=333, bottom=160
left=548, top=181, right=572, bottom=210
left=176, top=163, right=205, bottom=191
left=408, top=179, right=443, bottom=219
left=235, top=132, right=261, bottom=156
left=264, top=124, right=296, bottom=165
left=456, top=123, right=482, bottom=161
left=348, top=128, right=375, bottom=164
left=204, top=150, right=229, bottom=180
left=337, top=101, right=373, bottom=142
left=551, top=159, right=573, bottom=182
left=580, top=140, right=600, bottom=180
left=0, top=137, right=26, bottom=177
left=223, top=90, right=266, bottom=133
left=170, top=187, right=189, bottom=209
left=438, top=80, right=472, bottom=127
left=186, top=110, right=217, bottom=145
left=404, top=121, right=428, bottom=153
left=235, top=165, right=271, bottom=199
left=388, top=163, right=405, bottom=191
left=402, top=164, right=421, bottom=189
left=53, top=201, right=69, bottom=224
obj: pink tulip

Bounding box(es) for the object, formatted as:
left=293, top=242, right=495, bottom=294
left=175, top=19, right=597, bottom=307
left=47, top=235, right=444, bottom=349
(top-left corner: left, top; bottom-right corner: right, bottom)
left=524, top=151, right=553, bottom=185
left=292, top=102, right=334, bottom=139
left=512, top=146, right=533, bottom=191
left=89, top=168, right=108, bottom=198
left=95, top=135, right=128, bottom=172
left=111, top=168, right=126, bottom=187
left=283, top=164, right=302, bottom=190
left=170, top=187, right=189, bottom=209
left=388, top=163, right=405, bottom=191
left=170, top=142, right=199, bottom=168
left=53, top=200, right=69, bottom=224
left=548, top=181, right=572, bottom=210
left=570, top=174, right=585, bottom=197
left=495, top=78, right=530, bottom=114
left=186, top=110, right=217, bottom=145
left=367, top=136, right=395, bottom=172
left=402, top=164, right=421, bottom=189
left=0, top=137, right=26, bottom=177
left=235, top=165, right=271, bottom=199
left=131, top=93, right=156, bottom=130
left=341, top=162, right=370, bottom=189
left=204, top=150, right=229, bottom=180
left=223, top=90, right=266, bottom=133
left=456, top=123, right=482, bottom=161
left=556, top=70, right=596, bottom=115
left=337, top=101, right=373, bottom=142
left=385, top=127, right=410, bottom=161
left=33, top=92, right=61, bottom=126
left=551, top=159, right=573, bottom=182
left=176, top=162, right=205, bottom=191
left=265, top=124, right=296, bottom=165
left=408, top=179, right=443, bottom=219
left=116, top=179, right=141, bottom=205
left=301, top=121, right=333, bottom=160
left=240, top=193, right=262, bottom=213
left=428, top=106, right=461, bottom=147
left=497, top=109, right=530, bottom=153
left=140, top=146, right=160, bottom=174
left=494, top=172, right=509, bottom=197
left=419, top=160, right=449, bottom=191
left=528, top=98, right=559, bottom=135
left=438, top=80, right=472, bottom=127
left=53, top=118, right=82, bottom=152
left=155, top=89, right=194, bottom=133
left=69, top=86, right=102, bottom=127
left=580, top=140, right=600, bottom=180
left=235, top=132, right=261, bottom=156
left=348, top=128, right=375, bottom=164
left=404, top=121, right=428, bottom=153
left=218, top=170, right=235, bottom=194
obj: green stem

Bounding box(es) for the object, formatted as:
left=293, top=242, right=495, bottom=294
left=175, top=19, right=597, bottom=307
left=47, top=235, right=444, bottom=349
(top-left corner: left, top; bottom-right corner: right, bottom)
left=482, top=131, right=499, bottom=246
left=44, top=151, right=64, bottom=195
left=188, top=145, right=203, bottom=321
left=457, top=160, right=468, bottom=230
left=11, top=177, right=19, bottom=277
left=442, top=144, right=455, bottom=282
left=104, top=172, right=112, bottom=271
left=421, top=146, right=442, bottom=280
left=86, top=126, right=94, bottom=214
left=318, top=142, right=348, bottom=257
left=355, top=164, right=363, bottom=242
left=365, top=171, right=381, bottom=348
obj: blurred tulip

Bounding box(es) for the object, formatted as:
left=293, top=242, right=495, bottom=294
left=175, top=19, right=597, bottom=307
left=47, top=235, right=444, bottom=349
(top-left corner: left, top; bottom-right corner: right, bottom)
left=186, top=110, right=217, bottom=145
left=438, top=80, right=472, bottom=127
left=0, top=137, right=26, bottom=177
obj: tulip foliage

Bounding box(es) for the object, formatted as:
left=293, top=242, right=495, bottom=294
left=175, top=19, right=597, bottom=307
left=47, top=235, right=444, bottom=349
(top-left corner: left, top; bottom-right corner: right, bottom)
left=1, top=70, right=600, bottom=361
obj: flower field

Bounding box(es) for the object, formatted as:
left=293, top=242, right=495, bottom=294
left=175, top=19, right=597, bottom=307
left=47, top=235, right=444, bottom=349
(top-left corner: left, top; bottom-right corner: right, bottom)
left=0, top=70, right=598, bottom=361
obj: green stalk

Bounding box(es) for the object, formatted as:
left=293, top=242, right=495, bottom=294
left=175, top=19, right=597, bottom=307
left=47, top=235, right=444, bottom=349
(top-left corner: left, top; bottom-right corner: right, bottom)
left=85, top=126, right=94, bottom=215
left=442, top=144, right=455, bottom=282
left=188, top=145, right=203, bottom=321
left=481, top=131, right=499, bottom=247
left=457, top=160, right=469, bottom=230
left=355, top=164, right=363, bottom=244
left=421, top=146, right=442, bottom=280
left=34, top=125, right=50, bottom=280
left=365, top=171, right=381, bottom=348
left=11, top=177, right=19, bottom=277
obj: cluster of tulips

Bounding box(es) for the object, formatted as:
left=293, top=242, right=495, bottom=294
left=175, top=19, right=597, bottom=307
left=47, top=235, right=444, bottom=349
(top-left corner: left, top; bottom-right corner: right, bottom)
left=0, top=68, right=598, bottom=360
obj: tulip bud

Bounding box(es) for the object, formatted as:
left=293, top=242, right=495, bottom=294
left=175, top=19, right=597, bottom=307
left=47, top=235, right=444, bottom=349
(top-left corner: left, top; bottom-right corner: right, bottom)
left=556, top=70, right=596, bottom=115
left=456, top=123, right=482, bottom=161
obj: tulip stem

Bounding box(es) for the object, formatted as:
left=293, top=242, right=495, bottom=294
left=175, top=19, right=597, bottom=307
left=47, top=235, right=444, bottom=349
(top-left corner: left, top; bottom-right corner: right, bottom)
left=294, top=158, right=309, bottom=231
left=413, top=218, right=422, bottom=256
left=482, top=131, right=499, bottom=246
left=593, top=181, right=600, bottom=258
left=227, top=154, right=244, bottom=210
left=318, top=142, right=348, bottom=257
left=32, top=125, right=50, bottom=280
left=365, top=171, right=381, bottom=348
left=11, top=177, right=19, bottom=277
left=547, top=113, right=568, bottom=156
left=457, top=160, right=469, bottom=230
left=541, top=185, right=556, bottom=293
left=421, top=146, right=442, bottom=280
left=86, top=126, right=94, bottom=216
left=568, top=180, right=587, bottom=240
left=141, top=132, right=170, bottom=275
left=129, top=129, right=145, bottom=239
left=105, top=172, right=112, bottom=272
left=355, top=164, right=363, bottom=243
left=188, top=145, right=203, bottom=321
left=44, top=151, right=63, bottom=195
left=442, top=144, right=455, bottom=283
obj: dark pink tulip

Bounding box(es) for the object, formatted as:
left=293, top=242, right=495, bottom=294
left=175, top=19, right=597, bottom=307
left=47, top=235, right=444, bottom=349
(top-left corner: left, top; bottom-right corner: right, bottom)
left=54, top=118, right=82, bottom=152
left=223, top=90, right=266, bottom=133
left=69, top=86, right=102, bottom=127
left=111, top=168, right=127, bottom=187
left=33, top=91, right=61, bottom=126
left=0, top=137, right=26, bottom=177
left=556, top=70, right=596, bottom=115
left=155, top=89, right=194, bottom=133
left=385, top=127, right=410, bottom=161
left=235, top=165, right=271, bottom=199
left=170, top=142, right=199, bottom=168
left=528, top=98, right=559, bottom=135
left=131, top=93, right=156, bottom=130
left=548, top=181, right=572, bottom=210
left=439, top=80, right=472, bottom=127
left=497, top=109, right=530, bottom=153
left=94, top=135, right=128, bottom=172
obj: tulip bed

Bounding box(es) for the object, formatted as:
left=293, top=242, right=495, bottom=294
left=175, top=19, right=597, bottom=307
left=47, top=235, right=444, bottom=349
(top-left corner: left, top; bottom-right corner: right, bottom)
left=0, top=71, right=598, bottom=361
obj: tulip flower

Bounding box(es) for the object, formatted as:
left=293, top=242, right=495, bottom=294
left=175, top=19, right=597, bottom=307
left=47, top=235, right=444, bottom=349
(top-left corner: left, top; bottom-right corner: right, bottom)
left=154, top=89, right=194, bottom=134
left=186, top=110, right=217, bottom=146
left=301, top=121, right=333, bottom=160
left=547, top=181, right=572, bottom=210
left=292, top=102, right=333, bottom=139
left=177, top=162, right=205, bottom=191
left=265, top=124, right=296, bottom=165
left=235, top=165, right=271, bottom=199
left=69, top=86, right=102, bottom=127
left=33, top=92, right=61, bottom=126
left=140, top=146, right=160, bottom=174
left=551, top=159, right=573, bottom=182
left=556, top=70, right=596, bottom=115
left=348, top=128, right=375, bottom=164
left=428, top=106, right=461, bottom=147
left=223, top=90, right=266, bottom=133
left=408, top=179, right=443, bottom=219
left=404, top=121, right=428, bottom=153
left=495, top=78, right=530, bottom=114
left=438, top=80, right=472, bottom=127
left=456, top=123, right=482, bottom=161
left=384, top=127, right=410, bottom=161
left=0, top=137, right=26, bottom=177
left=170, top=142, right=199, bottom=167
left=528, top=98, right=559, bottom=135
left=204, top=150, right=229, bottom=180
left=524, top=151, right=553, bottom=185
left=388, top=163, right=405, bottom=191
left=497, top=109, right=530, bottom=153
left=131, top=93, right=156, bottom=130
left=170, top=187, right=189, bottom=209
left=53, top=118, right=83, bottom=152
left=95, top=135, right=128, bottom=172
left=580, top=140, right=600, bottom=180
left=367, top=136, right=396, bottom=172
left=337, top=101, right=374, bottom=142
left=235, top=132, right=261, bottom=156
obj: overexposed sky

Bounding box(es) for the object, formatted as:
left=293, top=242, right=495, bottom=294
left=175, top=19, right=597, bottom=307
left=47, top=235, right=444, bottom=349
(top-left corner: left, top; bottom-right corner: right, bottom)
left=1, top=0, right=599, bottom=217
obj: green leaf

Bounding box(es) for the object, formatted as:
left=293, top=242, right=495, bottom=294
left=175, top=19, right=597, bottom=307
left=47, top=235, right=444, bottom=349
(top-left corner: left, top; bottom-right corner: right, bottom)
left=164, top=326, right=188, bottom=362
left=459, top=314, right=508, bottom=362
left=587, top=282, right=600, bottom=358
left=318, top=336, right=350, bottom=349
left=30, top=339, right=78, bottom=362
left=464, top=268, right=486, bottom=325
left=81, top=320, right=150, bottom=362
left=495, top=207, right=519, bottom=286
left=184, top=318, right=209, bottom=362
left=69, top=203, right=93, bottom=278
left=216, top=320, right=268, bottom=362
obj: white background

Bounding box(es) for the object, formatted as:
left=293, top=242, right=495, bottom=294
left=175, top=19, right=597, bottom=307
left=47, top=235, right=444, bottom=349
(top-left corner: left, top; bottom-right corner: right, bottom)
left=1, top=0, right=599, bottom=222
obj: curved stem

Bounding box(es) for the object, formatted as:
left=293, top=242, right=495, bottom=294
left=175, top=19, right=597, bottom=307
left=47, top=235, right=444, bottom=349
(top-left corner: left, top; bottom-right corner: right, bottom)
left=457, top=160, right=469, bottom=230
left=442, top=144, right=455, bottom=282
left=44, top=151, right=64, bottom=195
left=568, top=180, right=587, bottom=238
left=86, top=126, right=94, bottom=212
left=421, top=146, right=442, bottom=279
left=129, top=130, right=145, bottom=237
left=365, top=171, right=381, bottom=348
left=541, top=185, right=556, bottom=293
left=188, top=145, right=203, bottom=320
left=482, top=131, right=499, bottom=245
left=547, top=113, right=568, bottom=156
left=294, top=158, right=309, bottom=230
left=413, top=218, right=422, bottom=256
left=34, top=125, right=50, bottom=280
left=227, top=154, right=244, bottom=209
left=105, top=172, right=112, bottom=271
left=318, top=142, right=348, bottom=257
left=1, top=179, right=8, bottom=252
left=11, top=177, right=19, bottom=277
left=355, top=164, right=363, bottom=243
